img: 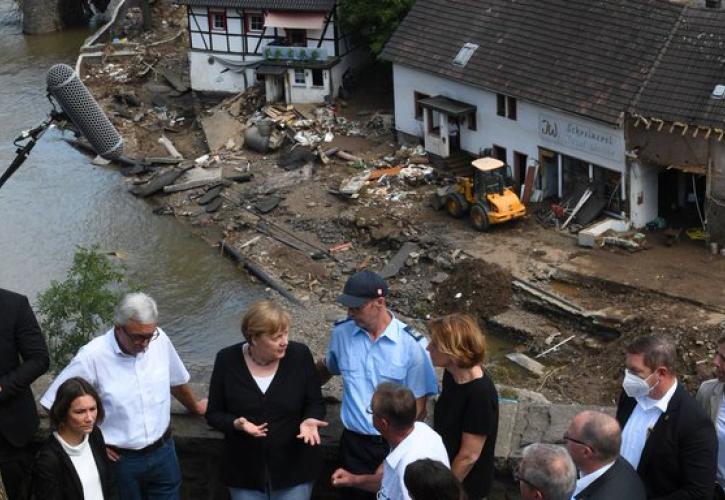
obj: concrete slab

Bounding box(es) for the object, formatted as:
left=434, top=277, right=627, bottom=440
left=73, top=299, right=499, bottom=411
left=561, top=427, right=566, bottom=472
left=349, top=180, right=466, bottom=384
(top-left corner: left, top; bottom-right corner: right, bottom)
left=200, top=109, right=244, bottom=152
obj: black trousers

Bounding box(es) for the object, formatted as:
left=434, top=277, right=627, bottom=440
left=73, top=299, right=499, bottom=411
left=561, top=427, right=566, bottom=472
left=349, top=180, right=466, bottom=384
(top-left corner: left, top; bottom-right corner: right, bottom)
left=339, top=429, right=389, bottom=500
left=0, top=435, right=33, bottom=500
left=715, top=484, right=725, bottom=500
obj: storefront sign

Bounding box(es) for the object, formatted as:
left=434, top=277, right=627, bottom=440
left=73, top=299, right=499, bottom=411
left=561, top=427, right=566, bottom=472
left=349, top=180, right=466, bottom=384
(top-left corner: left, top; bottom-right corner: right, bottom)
left=538, top=113, right=621, bottom=161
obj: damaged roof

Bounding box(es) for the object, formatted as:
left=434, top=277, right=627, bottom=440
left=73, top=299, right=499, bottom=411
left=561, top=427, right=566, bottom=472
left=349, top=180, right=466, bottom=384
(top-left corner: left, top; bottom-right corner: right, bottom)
left=632, top=7, right=725, bottom=128
left=175, top=0, right=334, bottom=10
left=380, top=0, right=686, bottom=126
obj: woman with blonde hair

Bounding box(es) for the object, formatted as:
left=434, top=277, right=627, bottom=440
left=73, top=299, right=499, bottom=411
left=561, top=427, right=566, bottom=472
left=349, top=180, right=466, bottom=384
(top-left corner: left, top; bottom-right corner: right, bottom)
left=427, top=313, right=498, bottom=500
left=206, top=300, right=327, bottom=500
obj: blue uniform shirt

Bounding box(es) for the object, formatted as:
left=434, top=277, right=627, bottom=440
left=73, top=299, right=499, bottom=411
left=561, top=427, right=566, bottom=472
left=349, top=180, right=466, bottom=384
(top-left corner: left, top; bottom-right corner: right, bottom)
left=325, top=313, right=438, bottom=435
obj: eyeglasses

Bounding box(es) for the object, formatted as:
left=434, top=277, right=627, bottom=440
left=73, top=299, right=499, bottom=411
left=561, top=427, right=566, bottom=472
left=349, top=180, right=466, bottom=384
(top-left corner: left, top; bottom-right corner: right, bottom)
left=121, top=326, right=159, bottom=344
left=563, top=434, right=592, bottom=449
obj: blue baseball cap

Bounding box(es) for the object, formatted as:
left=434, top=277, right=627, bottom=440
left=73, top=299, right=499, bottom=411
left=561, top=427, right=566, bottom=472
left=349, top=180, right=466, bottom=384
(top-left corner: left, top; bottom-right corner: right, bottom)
left=337, top=270, right=388, bottom=308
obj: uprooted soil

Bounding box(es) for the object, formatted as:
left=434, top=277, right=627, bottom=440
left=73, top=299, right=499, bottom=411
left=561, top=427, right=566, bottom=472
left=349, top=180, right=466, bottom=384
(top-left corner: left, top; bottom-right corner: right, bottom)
left=434, top=260, right=512, bottom=319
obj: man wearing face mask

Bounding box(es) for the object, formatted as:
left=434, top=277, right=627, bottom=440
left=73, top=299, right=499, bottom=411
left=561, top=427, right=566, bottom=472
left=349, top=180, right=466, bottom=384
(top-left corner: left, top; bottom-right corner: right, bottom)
left=616, top=335, right=716, bottom=499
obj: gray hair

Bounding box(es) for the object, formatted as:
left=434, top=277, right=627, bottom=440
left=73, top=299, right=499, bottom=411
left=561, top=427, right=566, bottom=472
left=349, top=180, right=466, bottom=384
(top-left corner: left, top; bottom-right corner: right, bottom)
left=373, top=382, right=416, bottom=431
left=577, top=411, right=621, bottom=461
left=114, top=292, right=158, bottom=326
left=626, top=335, right=677, bottom=373
left=519, top=444, right=576, bottom=500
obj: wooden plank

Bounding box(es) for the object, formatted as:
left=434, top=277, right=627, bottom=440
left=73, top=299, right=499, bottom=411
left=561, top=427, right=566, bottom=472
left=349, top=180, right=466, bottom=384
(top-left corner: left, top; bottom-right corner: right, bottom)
left=521, top=163, right=538, bottom=204
left=506, top=352, right=545, bottom=377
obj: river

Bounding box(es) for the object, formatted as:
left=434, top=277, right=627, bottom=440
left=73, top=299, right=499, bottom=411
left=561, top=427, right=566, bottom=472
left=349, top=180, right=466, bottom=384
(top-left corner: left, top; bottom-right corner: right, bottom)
left=0, top=1, right=265, bottom=373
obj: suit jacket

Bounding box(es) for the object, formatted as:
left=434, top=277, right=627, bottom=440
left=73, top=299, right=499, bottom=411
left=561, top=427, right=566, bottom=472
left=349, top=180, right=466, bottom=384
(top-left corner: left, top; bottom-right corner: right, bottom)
left=616, top=383, right=716, bottom=500
left=0, top=288, right=50, bottom=448
left=575, top=456, right=646, bottom=500
left=696, top=378, right=724, bottom=425
left=32, top=426, right=116, bottom=500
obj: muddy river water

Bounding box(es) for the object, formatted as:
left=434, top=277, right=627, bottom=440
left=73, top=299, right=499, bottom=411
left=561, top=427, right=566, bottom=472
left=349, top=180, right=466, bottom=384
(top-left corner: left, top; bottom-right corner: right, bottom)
left=0, top=2, right=265, bottom=372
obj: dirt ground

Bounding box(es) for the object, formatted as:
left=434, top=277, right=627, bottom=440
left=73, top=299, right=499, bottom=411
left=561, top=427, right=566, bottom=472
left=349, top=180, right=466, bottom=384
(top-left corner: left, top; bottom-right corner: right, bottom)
left=79, top=0, right=725, bottom=407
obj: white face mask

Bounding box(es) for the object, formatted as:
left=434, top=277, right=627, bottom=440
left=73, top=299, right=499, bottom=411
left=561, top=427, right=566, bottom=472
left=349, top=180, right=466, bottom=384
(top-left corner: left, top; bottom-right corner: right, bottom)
left=622, top=369, right=658, bottom=398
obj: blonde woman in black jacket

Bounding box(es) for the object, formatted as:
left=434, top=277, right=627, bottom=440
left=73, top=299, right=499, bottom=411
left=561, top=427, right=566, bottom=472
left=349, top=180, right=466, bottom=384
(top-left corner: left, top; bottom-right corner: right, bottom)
left=33, top=377, right=115, bottom=500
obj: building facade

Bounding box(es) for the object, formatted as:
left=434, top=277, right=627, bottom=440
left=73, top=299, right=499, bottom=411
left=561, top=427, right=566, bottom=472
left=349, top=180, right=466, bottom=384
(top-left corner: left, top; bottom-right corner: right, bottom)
left=175, top=0, right=367, bottom=103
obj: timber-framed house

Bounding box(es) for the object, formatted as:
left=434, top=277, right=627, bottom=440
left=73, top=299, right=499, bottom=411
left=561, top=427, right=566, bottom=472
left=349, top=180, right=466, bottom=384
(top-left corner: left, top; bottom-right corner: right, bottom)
left=175, top=0, right=367, bottom=103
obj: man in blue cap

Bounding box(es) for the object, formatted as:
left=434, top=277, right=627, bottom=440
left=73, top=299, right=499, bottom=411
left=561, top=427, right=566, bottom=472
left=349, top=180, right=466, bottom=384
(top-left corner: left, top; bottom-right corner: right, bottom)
left=317, top=270, right=437, bottom=499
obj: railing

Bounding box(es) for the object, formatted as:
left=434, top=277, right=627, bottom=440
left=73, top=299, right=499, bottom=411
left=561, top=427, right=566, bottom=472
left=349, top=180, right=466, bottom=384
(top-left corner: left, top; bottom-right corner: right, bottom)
left=263, top=44, right=329, bottom=62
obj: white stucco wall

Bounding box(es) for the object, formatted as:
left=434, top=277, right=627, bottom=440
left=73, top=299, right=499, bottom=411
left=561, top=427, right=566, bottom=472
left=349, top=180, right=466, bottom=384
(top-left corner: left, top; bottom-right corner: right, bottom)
left=288, top=68, right=329, bottom=103
left=392, top=64, right=626, bottom=172
left=189, top=51, right=260, bottom=93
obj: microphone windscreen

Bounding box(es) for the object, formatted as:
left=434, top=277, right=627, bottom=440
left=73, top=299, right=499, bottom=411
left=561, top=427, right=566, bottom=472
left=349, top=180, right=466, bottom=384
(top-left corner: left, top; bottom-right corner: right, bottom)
left=46, top=64, right=123, bottom=160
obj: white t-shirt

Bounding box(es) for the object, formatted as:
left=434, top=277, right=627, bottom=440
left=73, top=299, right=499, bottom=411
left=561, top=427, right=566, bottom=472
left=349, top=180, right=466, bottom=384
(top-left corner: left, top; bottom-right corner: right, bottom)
left=379, top=422, right=450, bottom=500
left=54, top=432, right=104, bottom=500
left=41, top=328, right=190, bottom=449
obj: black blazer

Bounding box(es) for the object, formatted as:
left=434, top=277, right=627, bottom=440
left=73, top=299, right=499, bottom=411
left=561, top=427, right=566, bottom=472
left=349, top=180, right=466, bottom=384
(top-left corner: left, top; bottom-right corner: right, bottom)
left=32, top=426, right=116, bottom=500
left=0, top=288, right=50, bottom=447
left=206, top=341, right=325, bottom=491
left=575, top=456, right=646, bottom=500
left=616, top=384, right=716, bottom=500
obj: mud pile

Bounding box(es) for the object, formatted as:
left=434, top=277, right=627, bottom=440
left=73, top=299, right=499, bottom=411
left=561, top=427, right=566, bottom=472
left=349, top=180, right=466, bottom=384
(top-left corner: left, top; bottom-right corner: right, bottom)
left=434, top=259, right=512, bottom=319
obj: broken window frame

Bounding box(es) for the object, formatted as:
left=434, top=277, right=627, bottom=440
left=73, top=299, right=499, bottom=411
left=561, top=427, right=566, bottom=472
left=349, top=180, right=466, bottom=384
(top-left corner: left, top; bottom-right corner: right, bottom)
left=311, top=69, right=324, bottom=87
left=208, top=9, right=227, bottom=31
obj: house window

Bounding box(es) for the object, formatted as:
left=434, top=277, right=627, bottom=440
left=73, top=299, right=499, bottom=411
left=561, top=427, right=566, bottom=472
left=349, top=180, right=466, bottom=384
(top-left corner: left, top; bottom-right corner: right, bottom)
left=414, top=91, right=429, bottom=120
left=496, top=93, right=516, bottom=120
left=452, top=43, right=478, bottom=67
left=467, top=111, right=477, bottom=131
left=311, top=69, right=324, bottom=87
left=287, top=29, right=307, bottom=47
left=248, top=13, right=264, bottom=32
left=294, top=69, right=306, bottom=85
left=208, top=10, right=226, bottom=31
left=493, top=145, right=507, bottom=163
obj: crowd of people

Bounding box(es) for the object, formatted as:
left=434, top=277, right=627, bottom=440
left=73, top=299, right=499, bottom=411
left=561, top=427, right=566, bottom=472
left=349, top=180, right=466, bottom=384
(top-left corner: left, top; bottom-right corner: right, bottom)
left=1, top=270, right=725, bottom=500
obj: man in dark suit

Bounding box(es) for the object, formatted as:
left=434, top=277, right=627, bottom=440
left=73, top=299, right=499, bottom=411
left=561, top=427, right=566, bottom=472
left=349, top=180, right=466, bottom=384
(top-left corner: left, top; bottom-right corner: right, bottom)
left=616, top=335, right=716, bottom=500
left=565, top=410, right=645, bottom=499
left=0, top=288, right=50, bottom=499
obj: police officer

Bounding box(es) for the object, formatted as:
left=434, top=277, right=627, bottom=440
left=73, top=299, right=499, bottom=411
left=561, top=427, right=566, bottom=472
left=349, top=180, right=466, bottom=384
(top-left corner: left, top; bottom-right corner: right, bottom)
left=317, top=270, right=437, bottom=499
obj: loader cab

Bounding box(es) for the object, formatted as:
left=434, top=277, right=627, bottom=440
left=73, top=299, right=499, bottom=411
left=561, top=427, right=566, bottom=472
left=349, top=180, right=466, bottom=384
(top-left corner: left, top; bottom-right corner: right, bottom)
left=472, top=158, right=513, bottom=199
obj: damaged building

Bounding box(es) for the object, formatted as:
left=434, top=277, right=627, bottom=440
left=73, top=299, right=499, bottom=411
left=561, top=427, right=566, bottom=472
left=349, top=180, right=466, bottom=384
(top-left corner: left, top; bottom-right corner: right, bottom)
left=381, top=0, right=725, bottom=242
left=174, top=0, right=367, bottom=103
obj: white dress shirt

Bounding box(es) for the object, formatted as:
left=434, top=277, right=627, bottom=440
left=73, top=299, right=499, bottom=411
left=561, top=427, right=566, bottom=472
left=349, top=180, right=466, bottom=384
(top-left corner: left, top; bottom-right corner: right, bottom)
left=717, top=397, right=725, bottom=488
left=571, top=460, right=615, bottom=499
left=378, top=422, right=450, bottom=500
left=41, top=328, right=190, bottom=449
left=620, top=380, right=678, bottom=469
left=54, top=432, right=104, bottom=500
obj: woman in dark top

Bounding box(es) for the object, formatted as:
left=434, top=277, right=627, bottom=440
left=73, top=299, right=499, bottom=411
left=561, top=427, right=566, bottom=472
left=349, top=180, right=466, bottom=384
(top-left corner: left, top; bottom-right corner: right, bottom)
left=206, top=300, right=328, bottom=500
left=33, top=377, right=115, bottom=500
left=427, top=314, right=499, bottom=500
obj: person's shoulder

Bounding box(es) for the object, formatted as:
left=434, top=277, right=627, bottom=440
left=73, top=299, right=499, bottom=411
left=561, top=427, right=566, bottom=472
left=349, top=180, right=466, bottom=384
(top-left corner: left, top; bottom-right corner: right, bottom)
left=0, top=288, right=24, bottom=302
left=697, top=378, right=720, bottom=394
left=331, top=317, right=354, bottom=331
left=216, top=343, right=244, bottom=360
left=34, top=436, right=63, bottom=466
left=286, top=341, right=312, bottom=357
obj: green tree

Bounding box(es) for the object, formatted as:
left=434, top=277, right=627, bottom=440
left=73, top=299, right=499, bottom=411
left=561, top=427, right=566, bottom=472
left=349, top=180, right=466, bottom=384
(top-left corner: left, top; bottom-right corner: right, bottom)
left=36, top=246, right=125, bottom=371
left=341, top=0, right=416, bottom=55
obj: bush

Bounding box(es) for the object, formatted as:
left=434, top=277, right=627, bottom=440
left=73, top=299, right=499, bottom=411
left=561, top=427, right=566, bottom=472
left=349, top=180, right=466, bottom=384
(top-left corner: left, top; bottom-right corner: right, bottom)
left=36, top=246, right=125, bottom=371
left=287, top=48, right=295, bottom=59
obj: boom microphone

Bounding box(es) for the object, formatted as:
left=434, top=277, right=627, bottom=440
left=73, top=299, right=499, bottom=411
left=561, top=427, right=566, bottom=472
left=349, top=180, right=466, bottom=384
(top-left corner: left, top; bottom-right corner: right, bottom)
left=46, top=64, right=123, bottom=160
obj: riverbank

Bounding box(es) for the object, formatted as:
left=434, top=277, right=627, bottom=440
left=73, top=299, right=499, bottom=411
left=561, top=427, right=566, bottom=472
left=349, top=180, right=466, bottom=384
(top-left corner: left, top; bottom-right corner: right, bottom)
left=72, top=0, right=725, bottom=408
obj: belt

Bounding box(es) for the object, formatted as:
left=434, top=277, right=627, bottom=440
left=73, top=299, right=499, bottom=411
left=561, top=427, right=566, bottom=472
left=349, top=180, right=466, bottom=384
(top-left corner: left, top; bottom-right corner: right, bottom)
left=344, top=428, right=385, bottom=444
left=112, top=427, right=172, bottom=455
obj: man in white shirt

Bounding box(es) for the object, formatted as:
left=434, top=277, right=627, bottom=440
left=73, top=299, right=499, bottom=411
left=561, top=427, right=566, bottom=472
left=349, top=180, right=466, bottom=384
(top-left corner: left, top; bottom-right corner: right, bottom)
left=330, top=382, right=449, bottom=500
left=696, top=334, right=725, bottom=500
left=41, top=292, right=207, bottom=500
left=564, top=411, right=644, bottom=500
left=616, top=334, right=715, bottom=499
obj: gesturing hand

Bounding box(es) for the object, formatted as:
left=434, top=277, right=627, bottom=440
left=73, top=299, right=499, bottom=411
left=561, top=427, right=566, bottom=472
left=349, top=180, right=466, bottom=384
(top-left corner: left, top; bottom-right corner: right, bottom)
left=234, top=417, right=268, bottom=437
left=297, top=418, right=329, bottom=445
